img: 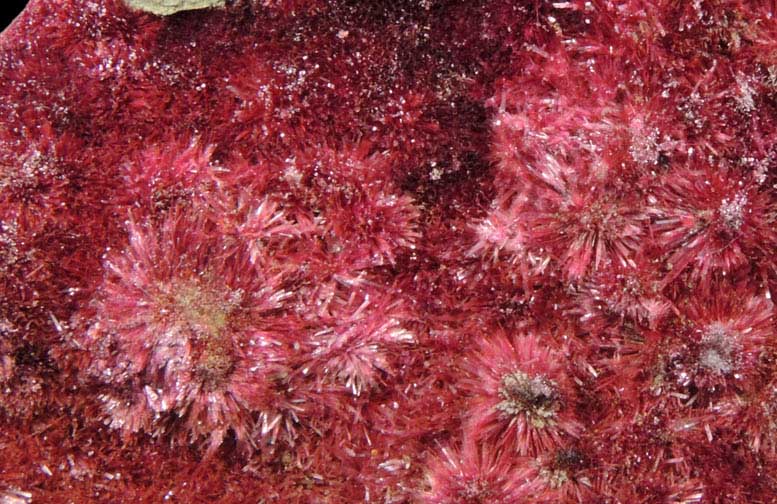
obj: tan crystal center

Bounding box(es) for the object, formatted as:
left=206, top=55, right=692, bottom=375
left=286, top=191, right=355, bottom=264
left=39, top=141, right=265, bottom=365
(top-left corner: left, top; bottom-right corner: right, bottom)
left=168, top=281, right=240, bottom=388
left=496, top=370, right=560, bottom=427
left=173, top=283, right=231, bottom=337
left=124, top=0, right=226, bottom=16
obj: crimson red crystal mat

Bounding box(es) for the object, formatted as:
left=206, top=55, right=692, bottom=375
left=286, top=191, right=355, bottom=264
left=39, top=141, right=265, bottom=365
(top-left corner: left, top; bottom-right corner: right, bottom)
left=2, top=1, right=777, bottom=502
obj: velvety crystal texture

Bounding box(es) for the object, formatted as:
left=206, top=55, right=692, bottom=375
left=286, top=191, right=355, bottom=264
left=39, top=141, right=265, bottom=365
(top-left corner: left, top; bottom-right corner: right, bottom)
left=1, top=0, right=777, bottom=502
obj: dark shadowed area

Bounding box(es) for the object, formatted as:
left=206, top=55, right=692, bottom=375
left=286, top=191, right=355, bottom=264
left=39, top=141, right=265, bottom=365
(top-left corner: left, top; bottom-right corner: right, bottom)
left=0, top=1, right=27, bottom=31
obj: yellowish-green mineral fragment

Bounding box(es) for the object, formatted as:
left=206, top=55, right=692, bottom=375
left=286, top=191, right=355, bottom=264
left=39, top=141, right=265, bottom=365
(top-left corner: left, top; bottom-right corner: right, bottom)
left=124, top=0, right=226, bottom=16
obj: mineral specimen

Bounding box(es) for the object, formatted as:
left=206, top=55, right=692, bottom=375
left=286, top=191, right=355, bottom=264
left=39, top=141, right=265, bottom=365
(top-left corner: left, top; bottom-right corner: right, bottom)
left=2, top=0, right=777, bottom=502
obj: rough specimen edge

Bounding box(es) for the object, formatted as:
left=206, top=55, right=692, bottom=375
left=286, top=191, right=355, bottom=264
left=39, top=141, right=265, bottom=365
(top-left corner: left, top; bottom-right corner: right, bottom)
left=124, top=0, right=226, bottom=16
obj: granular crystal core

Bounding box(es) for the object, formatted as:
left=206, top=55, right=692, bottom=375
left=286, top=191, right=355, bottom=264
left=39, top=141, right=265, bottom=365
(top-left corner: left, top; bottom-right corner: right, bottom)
left=124, top=0, right=225, bottom=16
left=496, top=370, right=560, bottom=428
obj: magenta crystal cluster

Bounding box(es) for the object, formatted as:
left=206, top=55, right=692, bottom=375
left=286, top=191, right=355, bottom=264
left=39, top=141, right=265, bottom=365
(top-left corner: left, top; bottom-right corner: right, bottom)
left=2, top=0, right=777, bottom=502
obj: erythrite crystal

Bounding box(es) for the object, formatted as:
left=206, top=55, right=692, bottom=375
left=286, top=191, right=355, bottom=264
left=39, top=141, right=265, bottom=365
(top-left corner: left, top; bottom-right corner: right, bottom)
left=79, top=211, right=295, bottom=453
left=5, top=0, right=777, bottom=502
left=463, top=331, right=582, bottom=456
left=421, top=441, right=532, bottom=504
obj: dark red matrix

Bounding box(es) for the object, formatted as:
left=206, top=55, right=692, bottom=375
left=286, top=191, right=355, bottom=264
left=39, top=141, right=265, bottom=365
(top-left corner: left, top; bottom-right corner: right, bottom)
left=2, top=0, right=777, bottom=502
